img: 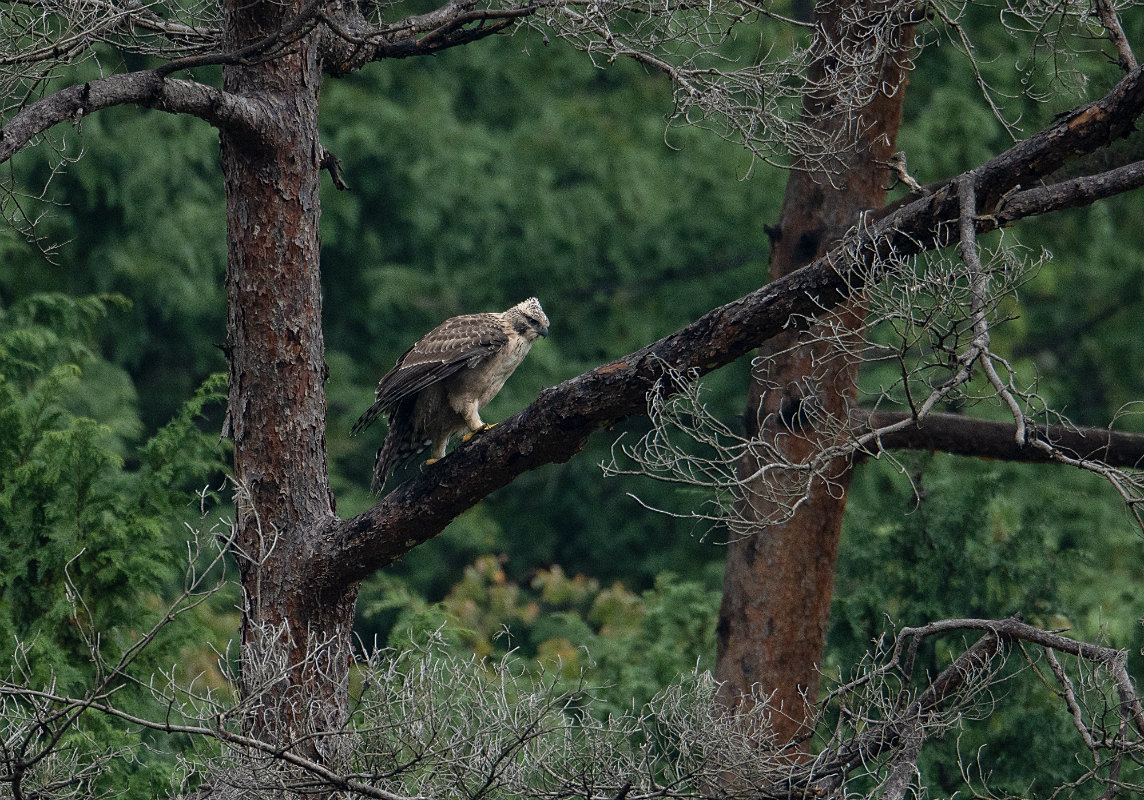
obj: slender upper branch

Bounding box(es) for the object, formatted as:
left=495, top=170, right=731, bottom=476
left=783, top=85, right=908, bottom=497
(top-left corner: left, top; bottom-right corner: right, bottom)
left=998, top=159, right=1144, bottom=223
left=319, top=0, right=536, bottom=74
left=877, top=67, right=1144, bottom=222
left=1, top=0, right=222, bottom=64
left=0, top=70, right=265, bottom=164
left=317, top=64, right=1144, bottom=589
left=857, top=410, right=1144, bottom=467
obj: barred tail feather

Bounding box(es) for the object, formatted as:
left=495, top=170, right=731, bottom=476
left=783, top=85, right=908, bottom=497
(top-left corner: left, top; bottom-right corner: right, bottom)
left=370, top=445, right=388, bottom=495
left=370, top=400, right=429, bottom=494
left=351, top=399, right=386, bottom=436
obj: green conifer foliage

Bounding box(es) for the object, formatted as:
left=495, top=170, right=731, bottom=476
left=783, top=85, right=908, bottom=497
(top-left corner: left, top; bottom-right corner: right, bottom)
left=0, top=293, right=231, bottom=796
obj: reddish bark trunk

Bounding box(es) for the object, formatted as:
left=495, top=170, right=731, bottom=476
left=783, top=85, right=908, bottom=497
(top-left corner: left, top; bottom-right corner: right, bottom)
left=715, top=1, right=915, bottom=744
left=219, top=0, right=353, bottom=760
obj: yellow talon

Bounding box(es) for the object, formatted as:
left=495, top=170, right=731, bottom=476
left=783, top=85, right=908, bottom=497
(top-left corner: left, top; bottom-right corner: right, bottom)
left=424, top=457, right=440, bottom=465
left=462, top=423, right=495, bottom=443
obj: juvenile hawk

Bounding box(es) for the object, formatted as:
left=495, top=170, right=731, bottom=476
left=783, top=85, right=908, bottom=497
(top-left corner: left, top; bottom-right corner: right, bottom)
left=352, top=297, right=550, bottom=492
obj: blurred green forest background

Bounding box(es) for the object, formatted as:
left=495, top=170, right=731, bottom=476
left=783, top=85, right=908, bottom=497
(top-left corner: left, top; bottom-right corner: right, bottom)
left=3, top=6, right=1144, bottom=795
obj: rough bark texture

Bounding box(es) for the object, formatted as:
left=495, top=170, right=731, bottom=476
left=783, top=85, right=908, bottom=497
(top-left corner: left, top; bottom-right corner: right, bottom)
left=219, top=0, right=351, bottom=760
left=715, top=0, right=915, bottom=744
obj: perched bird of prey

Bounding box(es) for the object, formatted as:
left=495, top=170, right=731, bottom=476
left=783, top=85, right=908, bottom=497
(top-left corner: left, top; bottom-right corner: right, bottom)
left=352, top=297, right=550, bottom=493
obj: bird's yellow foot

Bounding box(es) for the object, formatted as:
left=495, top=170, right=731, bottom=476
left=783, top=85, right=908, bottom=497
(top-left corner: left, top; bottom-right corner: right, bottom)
left=424, top=457, right=440, bottom=465
left=462, top=423, right=495, bottom=443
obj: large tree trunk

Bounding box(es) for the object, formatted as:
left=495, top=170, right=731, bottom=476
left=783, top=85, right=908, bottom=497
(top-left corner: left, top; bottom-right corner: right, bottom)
left=219, top=0, right=354, bottom=763
left=716, top=0, right=915, bottom=744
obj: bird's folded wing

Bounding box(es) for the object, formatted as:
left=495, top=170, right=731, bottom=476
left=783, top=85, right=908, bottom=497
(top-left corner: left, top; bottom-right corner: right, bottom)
left=371, top=313, right=509, bottom=410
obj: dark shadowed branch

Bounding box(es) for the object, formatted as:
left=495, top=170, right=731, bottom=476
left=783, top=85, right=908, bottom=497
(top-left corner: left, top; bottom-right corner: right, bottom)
left=857, top=410, right=1144, bottom=467
left=876, top=66, right=1144, bottom=223
left=998, top=159, right=1144, bottom=223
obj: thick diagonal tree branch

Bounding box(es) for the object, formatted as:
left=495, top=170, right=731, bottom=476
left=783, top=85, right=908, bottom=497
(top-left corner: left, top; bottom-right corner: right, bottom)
left=0, top=71, right=265, bottom=163
left=318, top=65, right=1144, bottom=590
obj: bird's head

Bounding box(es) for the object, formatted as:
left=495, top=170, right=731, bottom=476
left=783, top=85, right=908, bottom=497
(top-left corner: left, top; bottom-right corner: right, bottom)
left=511, top=297, right=550, bottom=340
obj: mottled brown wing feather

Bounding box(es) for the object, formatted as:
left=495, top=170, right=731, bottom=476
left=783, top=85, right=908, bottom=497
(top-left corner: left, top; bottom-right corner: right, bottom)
left=351, top=313, right=508, bottom=436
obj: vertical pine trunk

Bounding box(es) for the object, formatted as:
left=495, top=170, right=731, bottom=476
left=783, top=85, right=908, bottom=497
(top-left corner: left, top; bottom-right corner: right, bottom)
left=716, top=1, right=915, bottom=744
left=219, top=0, right=356, bottom=762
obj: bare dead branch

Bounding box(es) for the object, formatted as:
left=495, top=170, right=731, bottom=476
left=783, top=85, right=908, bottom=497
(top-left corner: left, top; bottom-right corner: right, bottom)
left=0, top=684, right=433, bottom=800
left=877, top=722, right=921, bottom=800
left=811, top=626, right=1006, bottom=795
left=878, top=65, right=1144, bottom=222
left=929, top=2, right=1021, bottom=138
left=4, top=608, right=1141, bottom=800
left=956, top=173, right=1028, bottom=442
left=0, top=0, right=221, bottom=71
left=320, top=0, right=538, bottom=73
left=887, top=151, right=922, bottom=192
left=805, top=616, right=1144, bottom=798
left=1044, top=647, right=1100, bottom=751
